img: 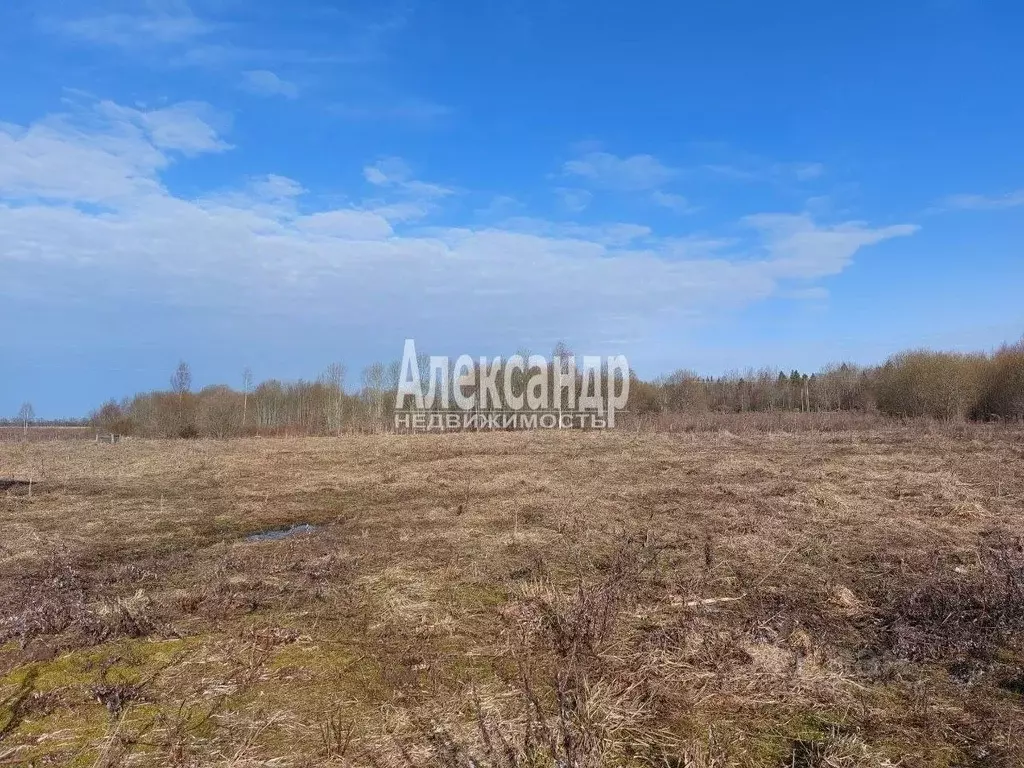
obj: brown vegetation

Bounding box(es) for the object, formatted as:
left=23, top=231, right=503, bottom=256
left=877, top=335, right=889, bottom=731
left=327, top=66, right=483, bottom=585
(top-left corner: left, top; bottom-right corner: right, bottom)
left=57, top=340, right=1023, bottom=440
left=2, top=425, right=1023, bottom=765
left=0, top=426, right=92, bottom=443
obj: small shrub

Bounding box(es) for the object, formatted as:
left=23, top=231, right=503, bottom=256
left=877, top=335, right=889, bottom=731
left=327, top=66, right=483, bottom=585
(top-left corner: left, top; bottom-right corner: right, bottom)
left=875, top=350, right=987, bottom=420
left=975, top=341, right=1024, bottom=421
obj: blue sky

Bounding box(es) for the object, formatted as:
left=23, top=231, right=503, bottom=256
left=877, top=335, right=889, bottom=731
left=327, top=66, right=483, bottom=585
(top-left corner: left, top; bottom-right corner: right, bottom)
left=1, top=0, right=1022, bottom=417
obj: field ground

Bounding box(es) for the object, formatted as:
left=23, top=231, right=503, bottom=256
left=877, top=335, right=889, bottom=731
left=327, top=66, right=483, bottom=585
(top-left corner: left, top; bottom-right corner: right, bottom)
left=0, top=427, right=93, bottom=442
left=1, top=427, right=1023, bottom=766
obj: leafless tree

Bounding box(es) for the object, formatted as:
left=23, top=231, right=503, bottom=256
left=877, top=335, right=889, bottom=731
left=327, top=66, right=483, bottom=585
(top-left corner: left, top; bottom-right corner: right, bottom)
left=552, top=341, right=575, bottom=414
left=322, top=363, right=346, bottom=435
left=17, top=402, right=34, bottom=438
left=169, top=361, right=194, bottom=437
left=362, top=363, right=386, bottom=425
left=242, top=367, right=253, bottom=429
left=171, top=361, right=192, bottom=398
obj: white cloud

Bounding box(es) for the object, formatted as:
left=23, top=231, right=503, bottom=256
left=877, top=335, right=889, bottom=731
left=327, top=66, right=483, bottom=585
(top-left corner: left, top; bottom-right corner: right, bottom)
left=299, top=210, right=393, bottom=240
left=499, top=218, right=652, bottom=247
left=401, top=180, right=454, bottom=199
left=0, top=101, right=918, bottom=352
left=554, top=187, right=592, bottom=213
left=940, top=189, right=1024, bottom=211
left=56, top=2, right=210, bottom=48
left=363, top=158, right=453, bottom=199
left=703, top=164, right=758, bottom=181
left=99, top=101, right=231, bottom=156
left=0, top=101, right=227, bottom=204
left=50, top=3, right=450, bottom=135
left=704, top=159, right=826, bottom=184
left=475, top=195, right=522, bottom=219
left=0, top=119, right=161, bottom=204
left=651, top=190, right=696, bottom=214
left=793, top=162, right=825, bottom=181
left=564, top=151, right=676, bottom=191
left=658, top=236, right=739, bottom=258
left=251, top=175, right=306, bottom=200
left=363, top=167, right=391, bottom=186
left=371, top=202, right=433, bottom=223
left=744, top=213, right=918, bottom=279
left=784, top=286, right=829, bottom=301
left=242, top=70, right=299, bottom=99
left=364, top=157, right=410, bottom=186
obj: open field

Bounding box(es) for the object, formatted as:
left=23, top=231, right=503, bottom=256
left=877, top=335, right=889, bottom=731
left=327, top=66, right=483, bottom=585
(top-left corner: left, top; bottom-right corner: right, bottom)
left=0, top=427, right=93, bottom=443
left=1, top=426, right=1023, bottom=767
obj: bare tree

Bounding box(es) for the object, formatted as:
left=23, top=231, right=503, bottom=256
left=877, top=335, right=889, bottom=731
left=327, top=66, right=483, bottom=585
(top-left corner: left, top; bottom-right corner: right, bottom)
left=17, top=402, right=34, bottom=438
left=361, top=363, right=386, bottom=426
left=552, top=341, right=575, bottom=415
left=322, top=363, right=346, bottom=435
left=169, top=361, right=194, bottom=437
left=171, top=361, right=192, bottom=397
left=242, top=367, right=253, bottom=429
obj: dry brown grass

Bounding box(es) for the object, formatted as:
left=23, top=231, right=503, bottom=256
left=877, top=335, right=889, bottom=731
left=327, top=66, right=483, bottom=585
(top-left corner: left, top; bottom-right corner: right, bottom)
left=1, top=425, right=1023, bottom=766
left=0, top=426, right=93, bottom=443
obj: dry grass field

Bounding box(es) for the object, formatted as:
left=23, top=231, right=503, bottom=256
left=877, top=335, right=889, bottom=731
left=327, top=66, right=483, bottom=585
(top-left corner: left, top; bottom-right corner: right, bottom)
left=1, top=426, right=1023, bottom=767
left=0, top=427, right=93, bottom=443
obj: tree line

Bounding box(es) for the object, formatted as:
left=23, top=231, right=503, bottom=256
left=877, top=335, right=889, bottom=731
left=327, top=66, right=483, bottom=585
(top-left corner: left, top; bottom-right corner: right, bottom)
left=629, top=341, right=1024, bottom=422
left=52, top=337, right=1024, bottom=438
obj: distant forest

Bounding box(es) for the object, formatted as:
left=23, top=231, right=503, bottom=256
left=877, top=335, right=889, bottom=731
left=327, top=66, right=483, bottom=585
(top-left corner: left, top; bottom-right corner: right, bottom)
left=6, top=340, right=1023, bottom=438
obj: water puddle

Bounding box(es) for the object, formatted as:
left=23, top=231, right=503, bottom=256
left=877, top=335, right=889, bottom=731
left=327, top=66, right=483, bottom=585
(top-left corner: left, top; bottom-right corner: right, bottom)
left=244, top=523, right=319, bottom=543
